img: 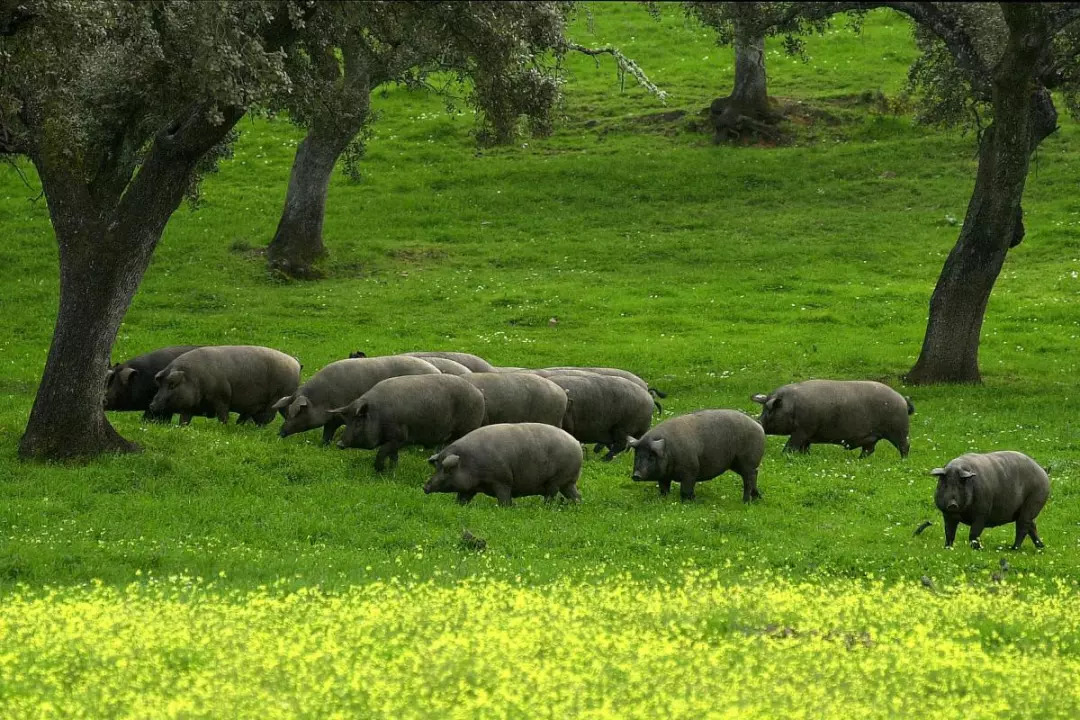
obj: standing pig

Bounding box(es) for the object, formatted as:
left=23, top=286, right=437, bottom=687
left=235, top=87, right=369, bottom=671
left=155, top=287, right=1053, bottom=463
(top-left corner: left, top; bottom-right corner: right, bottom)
left=751, top=380, right=913, bottom=457
left=931, top=451, right=1050, bottom=550
left=548, top=375, right=654, bottom=461
left=628, top=410, right=765, bottom=502
left=424, top=423, right=583, bottom=506
left=412, top=356, right=472, bottom=376
left=105, top=345, right=200, bottom=422
left=463, top=373, right=568, bottom=426
left=149, top=346, right=300, bottom=425
left=275, top=356, right=440, bottom=444
left=332, top=374, right=485, bottom=471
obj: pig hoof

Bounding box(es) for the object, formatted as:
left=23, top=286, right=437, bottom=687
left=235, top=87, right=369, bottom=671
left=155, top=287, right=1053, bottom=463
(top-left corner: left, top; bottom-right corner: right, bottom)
left=944, top=545, right=954, bottom=551
left=970, top=540, right=983, bottom=550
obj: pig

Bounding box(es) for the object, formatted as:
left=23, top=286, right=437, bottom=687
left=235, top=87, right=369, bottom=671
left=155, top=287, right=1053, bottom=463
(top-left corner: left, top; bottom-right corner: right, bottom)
left=424, top=423, right=583, bottom=506
left=628, top=410, right=765, bottom=502
left=931, top=451, right=1050, bottom=550
left=544, top=366, right=667, bottom=409
left=547, top=375, right=654, bottom=461
left=275, top=355, right=440, bottom=444
left=751, top=380, right=914, bottom=458
left=463, top=373, right=568, bottom=426
left=104, top=345, right=200, bottom=422
left=404, top=351, right=495, bottom=373
left=149, top=345, right=301, bottom=425
left=332, top=374, right=485, bottom=471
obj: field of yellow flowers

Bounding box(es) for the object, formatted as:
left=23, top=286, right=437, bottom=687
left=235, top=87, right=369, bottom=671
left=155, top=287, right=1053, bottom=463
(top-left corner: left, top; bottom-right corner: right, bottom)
left=2, top=570, right=1078, bottom=719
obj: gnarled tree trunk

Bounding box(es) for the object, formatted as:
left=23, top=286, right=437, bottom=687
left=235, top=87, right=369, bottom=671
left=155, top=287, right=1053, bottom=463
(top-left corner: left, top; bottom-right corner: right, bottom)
left=906, top=68, right=1057, bottom=383
left=19, top=109, right=243, bottom=460
left=711, top=11, right=777, bottom=141
left=267, top=45, right=371, bottom=279
left=266, top=118, right=364, bottom=278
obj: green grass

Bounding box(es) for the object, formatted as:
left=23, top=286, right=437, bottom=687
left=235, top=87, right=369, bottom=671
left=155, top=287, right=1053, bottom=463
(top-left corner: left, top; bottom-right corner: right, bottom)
left=2, top=5, right=1080, bottom=716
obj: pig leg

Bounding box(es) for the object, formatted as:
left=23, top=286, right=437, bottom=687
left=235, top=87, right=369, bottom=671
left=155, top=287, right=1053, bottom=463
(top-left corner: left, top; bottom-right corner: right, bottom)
left=494, top=484, right=514, bottom=507
left=456, top=491, right=477, bottom=506
left=679, top=478, right=696, bottom=501
left=236, top=413, right=252, bottom=425
left=888, top=435, right=910, bottom=459
left=559, top=482, right=582, bottom=503
left=592, top=443, right=606, bottom=454
left=738, top=467, right=761, bottom=503
left=212, top=400, right=230, bottom=424
left=943, top=515, right=959, bottom=549
left=321, top=418, right=343, bottom=446
left=374, top=441, right=402, bottom=472
left=253, top=407, right=277, bottom=426
left=1011, top=521, right=1029, bottom=551
left=658, top=479, right=672, bottom=497
left=1027, top=522, right=1045, bottom=549
left=602, top=434, right=629, bottom=462
left=783, top=431, right=811, bottom=454
left=179, top=412, right=194, bottom=425
left=968, top=519, right=986, bottom=550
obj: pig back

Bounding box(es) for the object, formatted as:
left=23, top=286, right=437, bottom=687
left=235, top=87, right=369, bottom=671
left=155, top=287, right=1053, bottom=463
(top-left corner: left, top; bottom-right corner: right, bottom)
left=464, top=373, right=568, bottom=426
left=792, top=380, right=908, bottom=442
left=302, top=356, right=440, bottom=409
left=453, top=423, right=583, bottom=491
left=173, top=345, right=300, bottom=413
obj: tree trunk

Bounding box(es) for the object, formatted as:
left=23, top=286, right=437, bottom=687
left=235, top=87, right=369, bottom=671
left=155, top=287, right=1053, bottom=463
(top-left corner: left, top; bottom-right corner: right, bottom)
left=266, top=122, right=357, bottom=278
left=730, top=27, right=770, bottom=118
left=19, top=107, right=245, bottom=460
left=905, top=76, right=1057, bottom=382
left=17, top=220, right=150, bottom=458
left=267, top=47, right=371, bottom=279
left=711, top=12, right=776, bottom=141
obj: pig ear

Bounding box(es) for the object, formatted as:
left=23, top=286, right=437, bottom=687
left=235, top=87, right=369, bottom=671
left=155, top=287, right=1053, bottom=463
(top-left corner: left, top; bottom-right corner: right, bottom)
left=327, top=406, right=349, bottom=418
left=626, top=436, right=638, bottom=448
left=118, top=367, right=137, bottom=385
left=154, top=369, right=168, bottom=385
left=766, top=397, right=781, bottom=410
left=929, top=467, right=947, bottom=477
left=649, top=438, right=665, bottom=457
left=349, top=351, right=366, bottom=359
left=751, top=394, right=768, bottom=405
left=272, top=395, right=293, bottom=411
left=959, top=469, right=976, bottom=480
left=295, top=396, right=309, bottom=408
left=427, top=454, right=440, bottom=466
left=355, top=402, right=369, bottom=418
left=441, top=454, right=459, bottom=469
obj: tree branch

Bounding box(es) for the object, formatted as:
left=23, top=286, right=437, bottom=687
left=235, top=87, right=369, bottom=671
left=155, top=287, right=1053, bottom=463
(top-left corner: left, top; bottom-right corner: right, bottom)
left=854, top=2, right=991, bottom=90
left=566, top=43, right=667, bottom=102
left=1049, top=3, right=1080, bottom=33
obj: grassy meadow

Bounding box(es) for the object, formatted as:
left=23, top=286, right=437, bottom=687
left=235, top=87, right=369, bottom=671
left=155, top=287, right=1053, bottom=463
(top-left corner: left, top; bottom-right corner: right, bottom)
left=2, top=4, right=1080, bottom=717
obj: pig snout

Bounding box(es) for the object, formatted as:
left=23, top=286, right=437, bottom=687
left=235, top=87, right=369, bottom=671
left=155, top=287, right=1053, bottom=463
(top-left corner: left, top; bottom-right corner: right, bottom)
left=631, top=471, right=643, bottom=481
left=946, top=500, right=960, bottom=512
left=423, top=480, right=435, bottom=494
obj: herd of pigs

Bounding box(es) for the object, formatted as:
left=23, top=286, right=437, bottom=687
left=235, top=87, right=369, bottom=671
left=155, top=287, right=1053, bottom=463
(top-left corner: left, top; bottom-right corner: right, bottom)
left=104, top=344, right=1051, bottom=551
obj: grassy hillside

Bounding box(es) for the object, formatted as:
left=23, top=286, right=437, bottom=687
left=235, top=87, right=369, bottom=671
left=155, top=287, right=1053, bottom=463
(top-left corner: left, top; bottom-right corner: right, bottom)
left=1, top=5, right=1079, bottom=717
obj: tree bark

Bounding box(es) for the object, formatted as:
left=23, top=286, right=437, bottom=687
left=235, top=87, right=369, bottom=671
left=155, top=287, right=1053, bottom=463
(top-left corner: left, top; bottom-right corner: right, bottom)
left=267, top=47, right=371, bottom=279
left=905, top=11, right=1057, bottom=384
left=266, top=121, right=361, bottom=278
left=19, top=106, right=244, bottom=460
left=711, top=12, right=776, bottom=140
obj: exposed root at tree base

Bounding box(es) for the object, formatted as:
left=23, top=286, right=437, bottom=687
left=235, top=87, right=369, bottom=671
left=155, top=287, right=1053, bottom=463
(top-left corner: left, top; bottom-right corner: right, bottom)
left=18, top=424, right=141, bottom=462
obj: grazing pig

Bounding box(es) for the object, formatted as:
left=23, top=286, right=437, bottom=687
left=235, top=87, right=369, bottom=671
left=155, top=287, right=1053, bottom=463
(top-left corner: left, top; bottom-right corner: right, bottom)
left=105, top=345, right=200, bottom=422
left=751, top=380, right=913, bottom=457
left=404, top=351, right=495, bottom=373
left=548, top=375, right=654, bottom=461
left=275, top=356, right=440, bottom=444
left=931, top=451, right=1050, bottom=550
left=628, top=410, right=765, bottom=502
left=545, top=366, right=667, bottom=410
left=333, top=374, right=485, bottom=471
left=149, top=346, right=300, bottom=425
left=463, top=373, right=568, bottom=426
left=424, top=423, right=583, bottom=506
